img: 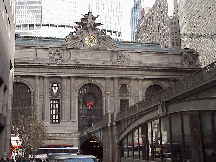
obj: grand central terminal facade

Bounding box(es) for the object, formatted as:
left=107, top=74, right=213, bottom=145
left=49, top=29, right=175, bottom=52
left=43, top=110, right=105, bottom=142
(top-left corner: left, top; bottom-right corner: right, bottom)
left=13, top=12, right=200, bottom=149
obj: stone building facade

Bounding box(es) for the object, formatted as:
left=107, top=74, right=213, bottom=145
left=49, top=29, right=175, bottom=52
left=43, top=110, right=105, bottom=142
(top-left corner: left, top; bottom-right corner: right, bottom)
left=14, top=12, right=200, bottom=147
left=177, top=0, right=216, bottom=67
left=0, top=0, right=15, bottom=159
left=135, top=0, right=181, bottom=49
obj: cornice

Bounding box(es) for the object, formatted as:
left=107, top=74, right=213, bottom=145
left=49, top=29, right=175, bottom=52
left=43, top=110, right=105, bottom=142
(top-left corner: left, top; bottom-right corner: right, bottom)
left=14, top=63, right=200, bottom=73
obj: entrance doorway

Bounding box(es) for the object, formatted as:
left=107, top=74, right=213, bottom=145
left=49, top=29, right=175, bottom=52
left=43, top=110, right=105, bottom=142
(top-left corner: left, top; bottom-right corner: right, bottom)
left=80, top=136, right=103, bottom=161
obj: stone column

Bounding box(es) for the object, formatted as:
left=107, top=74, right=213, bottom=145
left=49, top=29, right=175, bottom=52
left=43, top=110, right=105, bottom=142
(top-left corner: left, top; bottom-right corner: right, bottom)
left=113, top=78, right=119, bottom=113
left=61, top=77, right=67, bottom=121
left=43, top=77, right=49, bottom=122
left=130, top=78, right=136, bottom=105
left=34, top=76, right=40, bottom=120
left=66, top=78, right=71, bottom=121
left=138, top=79, right=143, bottom=102
left=39, top=77, right=44, bottom=120
left=70, top=77, right=76, bottom=121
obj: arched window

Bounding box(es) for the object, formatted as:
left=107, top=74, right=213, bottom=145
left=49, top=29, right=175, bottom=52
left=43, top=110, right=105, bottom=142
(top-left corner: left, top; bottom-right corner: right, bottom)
left=78, top=83, right=102, bottom=132
left=13, top=82, right=31, bottom=109
left=145, top=84, right=163, bottom=98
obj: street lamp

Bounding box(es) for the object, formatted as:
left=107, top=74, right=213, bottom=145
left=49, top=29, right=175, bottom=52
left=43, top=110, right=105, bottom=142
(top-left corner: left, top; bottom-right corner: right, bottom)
left=107, top=91, right=110, bottom=113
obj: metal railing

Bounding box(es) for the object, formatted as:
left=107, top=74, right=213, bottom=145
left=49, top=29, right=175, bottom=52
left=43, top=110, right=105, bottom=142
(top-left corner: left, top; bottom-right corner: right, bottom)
left=116, top=61, right=216, bottom=121
left=80, top=121, right=103, bottom=138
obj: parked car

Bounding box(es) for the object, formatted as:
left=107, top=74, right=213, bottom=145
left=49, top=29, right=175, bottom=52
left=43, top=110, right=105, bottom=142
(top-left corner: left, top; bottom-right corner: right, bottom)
left=53, top=155, right=98, bottom=162
left=29, top=158, right=46, bottom=162
left=48, top=153, right=72, bottom=162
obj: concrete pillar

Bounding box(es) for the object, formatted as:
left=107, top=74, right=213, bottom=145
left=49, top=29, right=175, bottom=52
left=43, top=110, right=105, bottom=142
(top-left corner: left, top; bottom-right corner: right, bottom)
left=189, top=112, right=204, bottom=162
left=43, top=77, right=49, bottom=122
left=114, top=78, right=119, bottom=113
left=116, top=143, right=123, bottom=162
left=138, top=79, right=143, bottom=102
left=70, top=77, right=77, bottom=121
left=34, top=76, right=40, bottom=120
left=61, top=77, right=67, bottom=121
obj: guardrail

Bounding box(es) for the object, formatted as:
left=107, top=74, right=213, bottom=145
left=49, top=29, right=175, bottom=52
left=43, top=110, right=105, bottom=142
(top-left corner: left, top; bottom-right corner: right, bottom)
left=116, top=61, right=216, bottom=121
left=80, top=121, right=103, bottom=138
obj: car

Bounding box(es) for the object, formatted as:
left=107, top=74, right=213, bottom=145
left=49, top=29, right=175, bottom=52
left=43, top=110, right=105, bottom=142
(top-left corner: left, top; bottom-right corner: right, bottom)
left=30, top=158, right=47, bottom=162
left=53, top=155, right=98, bottom=162
left=48, top=153, right=73, bottom=162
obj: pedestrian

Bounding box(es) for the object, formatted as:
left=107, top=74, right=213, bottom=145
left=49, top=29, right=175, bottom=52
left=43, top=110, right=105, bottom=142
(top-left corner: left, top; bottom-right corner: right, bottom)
left=0, top=156, right=9, bottom=162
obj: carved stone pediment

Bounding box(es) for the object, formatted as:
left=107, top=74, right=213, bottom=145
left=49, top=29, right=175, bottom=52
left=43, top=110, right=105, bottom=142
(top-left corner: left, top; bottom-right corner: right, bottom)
left=49, top=48, right=63, bottom=61
left=117, top=51, right=130, bottom=66
left=63, top=12, right=117, bottom=50
left=110, top=51, right=130, bottom=66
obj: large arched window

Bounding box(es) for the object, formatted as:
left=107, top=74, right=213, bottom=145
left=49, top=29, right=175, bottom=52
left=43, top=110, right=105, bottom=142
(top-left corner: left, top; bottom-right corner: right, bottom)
left=78, top=83, right=102, bottom=132
left=12, top=82, right=31, bottom=129
left=145, top=84, right=163, bottom=98
left=13, top=82, right=31, bottom=109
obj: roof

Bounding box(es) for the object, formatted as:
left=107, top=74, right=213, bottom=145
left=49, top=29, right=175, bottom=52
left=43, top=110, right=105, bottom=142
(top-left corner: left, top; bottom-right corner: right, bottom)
left=15, top=36, right=179, bottom=51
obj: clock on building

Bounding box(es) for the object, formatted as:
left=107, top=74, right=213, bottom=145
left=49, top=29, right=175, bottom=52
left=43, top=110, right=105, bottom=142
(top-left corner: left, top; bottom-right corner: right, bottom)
left=85, top=35, right=96, bottom=47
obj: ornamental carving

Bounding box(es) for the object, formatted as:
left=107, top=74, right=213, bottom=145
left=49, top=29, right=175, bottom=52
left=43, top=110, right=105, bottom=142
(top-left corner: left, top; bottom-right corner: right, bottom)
left=49, top=81, right=61, bottom=97
left=49, top=48, right=63, bottom=61
left=117, top=52, right=130, bottom=66
left=181, top=48, right=200, bottom=68
left=64, top=30, right=84, bottom=49
left=62, top=12, right=117, bottom=50
left=119, top=80, right=130, bottom=98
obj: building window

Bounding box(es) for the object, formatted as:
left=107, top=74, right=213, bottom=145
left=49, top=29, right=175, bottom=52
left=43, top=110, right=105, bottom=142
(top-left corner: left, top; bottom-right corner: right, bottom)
left=50, top=99, right=60, bottom=123
left=145, top=84, right=163, bottom=98
left=120, top=99, right=129, bottom=111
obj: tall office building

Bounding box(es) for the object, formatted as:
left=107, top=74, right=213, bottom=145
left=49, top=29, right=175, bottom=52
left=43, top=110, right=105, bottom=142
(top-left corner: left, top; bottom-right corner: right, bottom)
left=135, top=0, right=181, bottom=49
left=0, top=0, right=15, bottom=158
left=15, top=0, right=123, bottom=40
left=130, top=0, right=145, bottom=42
left=15, top=0, right=79, bottom=38
left=177, top=0, right=216, bottom=67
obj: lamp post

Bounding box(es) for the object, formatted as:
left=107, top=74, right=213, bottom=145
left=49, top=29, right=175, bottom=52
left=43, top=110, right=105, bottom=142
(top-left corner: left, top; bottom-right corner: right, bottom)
left=107, top=91, right=110, bottom=113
